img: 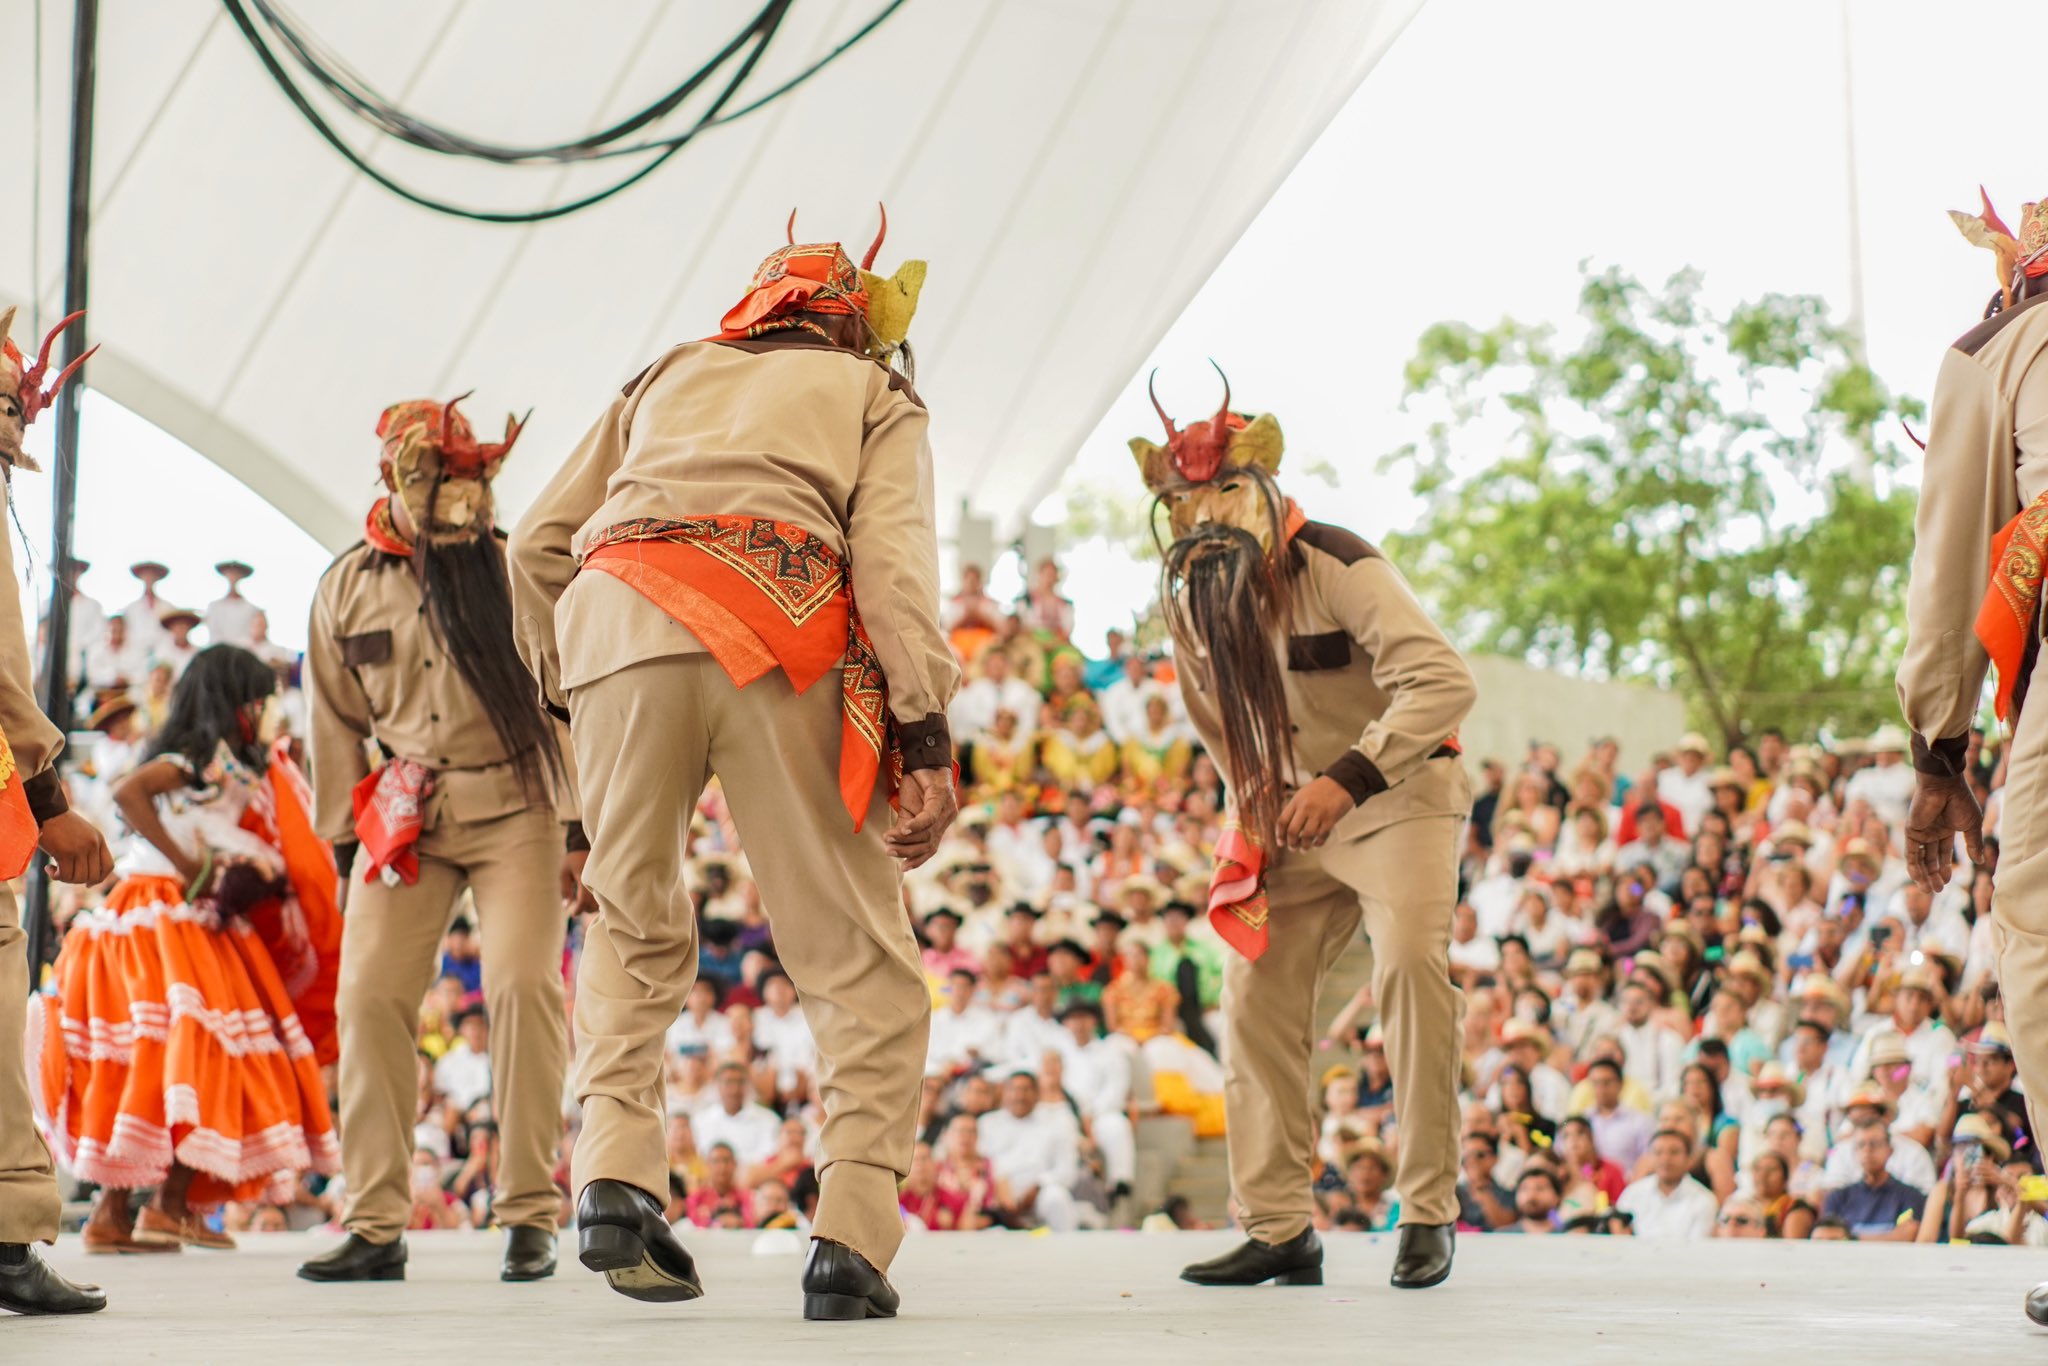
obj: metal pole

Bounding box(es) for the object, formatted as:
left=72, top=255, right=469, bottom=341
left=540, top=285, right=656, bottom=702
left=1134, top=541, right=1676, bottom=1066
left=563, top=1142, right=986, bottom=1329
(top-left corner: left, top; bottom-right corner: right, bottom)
left=24, top=0, right=98, bottom=981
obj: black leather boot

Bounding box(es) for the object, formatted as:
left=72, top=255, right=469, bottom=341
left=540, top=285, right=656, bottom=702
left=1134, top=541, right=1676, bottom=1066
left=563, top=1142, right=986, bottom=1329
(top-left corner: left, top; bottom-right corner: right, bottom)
left=2027, top=1281, right=2048, bottom=1326
left=1180, top=1228, right=1323, bottom=1287
left=296, top=1232, right=407, bottom=1283
left=801, top=1238, right=899, bottom=1320
left=1390, top=1223, right=1453, bottom=1289
left=0, top=1243, right=106, bottom=1315
left=501, top=1224, right=557, bottom=1282
left=576, top=1179, right=703, bottom=1304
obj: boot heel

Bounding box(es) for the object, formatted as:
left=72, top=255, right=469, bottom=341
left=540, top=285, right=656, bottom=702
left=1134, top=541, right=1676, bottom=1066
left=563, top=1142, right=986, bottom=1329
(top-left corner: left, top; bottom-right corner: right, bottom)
left=369, top=1262, right=406, bottom=1282
left=579, top=1222, right=643, bottom=1273
left=803, top=1291, right=871, bottom=1321
left=1275, top=1267, right=1323, bottom=1287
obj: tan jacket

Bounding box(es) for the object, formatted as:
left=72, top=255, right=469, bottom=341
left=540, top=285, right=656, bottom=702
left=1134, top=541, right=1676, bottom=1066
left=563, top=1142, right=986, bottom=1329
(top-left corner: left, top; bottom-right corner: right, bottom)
left=509, top=332, right=959, bottom=757
left=0, top=480, right=65, bottom=821
left=306, top=537, right=573, bottom=843
left=1898, top=295, right=2048, bottom=775
left=1176, top=522, right=1477, bottom=841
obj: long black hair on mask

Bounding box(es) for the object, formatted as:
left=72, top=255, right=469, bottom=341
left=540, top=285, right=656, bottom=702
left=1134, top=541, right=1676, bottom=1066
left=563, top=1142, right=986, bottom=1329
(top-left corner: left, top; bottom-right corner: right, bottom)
left=1156, top=464, right=1296, bottom=853
left=412, top=472, right=563, bottom=801
left=150, top=645, right=278, bottom=777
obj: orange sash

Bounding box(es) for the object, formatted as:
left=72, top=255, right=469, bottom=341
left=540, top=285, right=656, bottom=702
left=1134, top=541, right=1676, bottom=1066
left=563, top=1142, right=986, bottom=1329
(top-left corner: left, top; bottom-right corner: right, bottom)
left=580, top=517, right=899, bottom=831
left=0, top=732, right=36, bottom=880
left=1976, top=489, right=2048, bottom=723
left=1206, top=819, right=1270, bottom=960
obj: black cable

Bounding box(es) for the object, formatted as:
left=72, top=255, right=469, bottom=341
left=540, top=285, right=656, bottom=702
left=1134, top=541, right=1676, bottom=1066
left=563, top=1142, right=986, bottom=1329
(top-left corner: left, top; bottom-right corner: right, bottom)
left=219, top=0, right=906, bottom=222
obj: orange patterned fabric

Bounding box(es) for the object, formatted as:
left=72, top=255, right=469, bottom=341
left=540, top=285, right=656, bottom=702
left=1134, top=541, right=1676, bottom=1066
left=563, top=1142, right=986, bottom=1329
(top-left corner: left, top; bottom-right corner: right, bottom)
left=1976, top=488, right=2048, bottom=723
left=581, top=517, right=901, bottom=831
left=0, top=732, right=36, bottom=880
left=710, top=242, right=870, bottom=344
left=1207, top=818, right=1271, bottom=960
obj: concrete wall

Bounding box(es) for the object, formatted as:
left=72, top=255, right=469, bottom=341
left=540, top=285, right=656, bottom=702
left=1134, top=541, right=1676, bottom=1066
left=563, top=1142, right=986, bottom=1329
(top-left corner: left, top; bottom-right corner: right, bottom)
left=1460, top=654, right=1689, bottom=777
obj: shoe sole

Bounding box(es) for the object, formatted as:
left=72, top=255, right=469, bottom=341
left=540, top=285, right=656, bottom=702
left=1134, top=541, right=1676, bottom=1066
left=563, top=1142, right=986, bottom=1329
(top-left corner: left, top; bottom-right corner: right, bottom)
left=501, top=1263, right=557, bottom=1283
left=1179, top=1267, right=1324, bottom=1287
left=0, top=1294, right=107, bottom=1317
left=296, top=1262, right=406, bottom=1283
left=1390, top=1268, right=1451, bottom=1290
left=579, top=1223, right=703, bottom=1304
left=803, top=1291, right=895, bottom=1320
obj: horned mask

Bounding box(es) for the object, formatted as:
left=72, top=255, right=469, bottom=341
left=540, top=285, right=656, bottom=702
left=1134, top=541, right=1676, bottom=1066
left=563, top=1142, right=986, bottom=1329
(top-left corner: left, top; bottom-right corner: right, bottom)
left=1129, top=362, right=1286, bottom=548
left=0, top=307, right=94, bottom=473
left=375, top=395, right=525, bottom=546
left=1951, top=186, right=2048, bottom=311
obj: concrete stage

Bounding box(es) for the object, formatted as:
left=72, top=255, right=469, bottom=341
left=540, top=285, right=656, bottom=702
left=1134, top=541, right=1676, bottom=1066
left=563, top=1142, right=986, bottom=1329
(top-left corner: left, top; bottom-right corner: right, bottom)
left=7, top=1230, right=2047, bottom=1363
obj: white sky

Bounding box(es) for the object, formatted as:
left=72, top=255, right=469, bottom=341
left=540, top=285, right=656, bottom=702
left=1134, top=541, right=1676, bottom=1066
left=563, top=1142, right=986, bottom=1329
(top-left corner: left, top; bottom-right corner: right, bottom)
left=13, top=0, right=2043, bottom=656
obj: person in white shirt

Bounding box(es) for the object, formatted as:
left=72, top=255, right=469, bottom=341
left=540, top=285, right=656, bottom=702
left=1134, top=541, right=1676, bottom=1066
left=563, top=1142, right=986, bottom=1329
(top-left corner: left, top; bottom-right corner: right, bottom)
left=975, top=1071, right=1080, bottom=1231
left=1844, top=969, right=1956, bottom=1093
left=1002, top=974, right=1073, bottom=1067
left=1466, top=846, right=1531, bottom=942
left=947, top=648, right=1045, bottom=742
left=118, top=560, right=172, bottom=658
left=432, top=1009, right=494, bottom=1110
left=1614, top=976, right=1686, bottom=1100
left=1821, top=1086, right=1937, bottom=1192
left=926, top=968, right=1002, bottom=1074
left=1657, top=735, right=1716, bottom=833
left=1842, top=728, right=1917, bottom=830
left=1489, top=1021, right=1573, bottom=1120
left=691, top=1062, right=783, bottom=1168
left=82, top=613, right=147, bottom=690
left=1099, top=655, right=1182, bottom=743
left=1616, top=1129, right=1719, bottom=1238
left=155, top=608, right=202, bottom=680
left=1886, top=882, right=1972, bottom=963
left=666, top=978, right=739, bottom=1058
left=750, top=970, right=818, bottom=1097
left=202, top=559, right=262, bottom=648
left=1060, top=1001, right=1137, bottom=1197
left=1447, top=902, right=1502, bottom=979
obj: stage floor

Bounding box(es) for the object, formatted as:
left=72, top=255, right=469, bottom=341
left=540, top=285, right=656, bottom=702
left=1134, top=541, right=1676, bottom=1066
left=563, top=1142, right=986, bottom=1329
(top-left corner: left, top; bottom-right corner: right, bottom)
left=7, top=1229, right=2046, bottom=1362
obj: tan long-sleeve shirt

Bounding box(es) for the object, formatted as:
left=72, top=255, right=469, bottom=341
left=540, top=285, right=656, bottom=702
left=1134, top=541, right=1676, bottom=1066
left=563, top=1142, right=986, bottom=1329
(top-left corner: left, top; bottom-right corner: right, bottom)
left=0, top=479, right=65, bottom=821
left=306, top=538, right=574, bottom=842
left=509, top=332, right=959, bottom=757
left=1175, top=521, right=1477, bottom=839
left=1897, top=295, right=2048, bottom=775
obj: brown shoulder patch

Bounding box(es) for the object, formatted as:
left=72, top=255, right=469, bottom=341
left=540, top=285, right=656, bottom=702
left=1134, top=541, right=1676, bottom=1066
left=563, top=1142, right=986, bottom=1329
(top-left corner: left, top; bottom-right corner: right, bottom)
left=1954, top=289, right=2048, bottom=357
left=1293, top=521, right=1381, bottom=566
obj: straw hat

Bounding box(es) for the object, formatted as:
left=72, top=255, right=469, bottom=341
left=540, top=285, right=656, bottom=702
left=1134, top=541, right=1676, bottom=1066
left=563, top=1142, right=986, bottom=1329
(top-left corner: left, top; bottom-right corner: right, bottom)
left=1564, top=948, right=1608, bottom=979
left=1796, top=974, right=1850, bottom=1015
left=1841, top=1082, right=1896, bottom=1121
left=1751, top=1062, right=1805, bottom=1108
left=1770, top=821, right=1815, bottom=850
left=1952, top=1112, right=2013, bottom=1164
left=1867, top=725, right=1909, bottom=754
left=1677, top=733, right=1713, bottom=757
left=1500, top=1018, right=1554, bottom=1052
left=1895, top=962, right=1944, bottom=998
left=1708, top=767, right=1746, bottom=792
left=1866, top=1032, right=1912, bottom=1071
left=1971, top=1022, right=2016, bottom=1057
left=1726, top=952, right=1773, bottom=988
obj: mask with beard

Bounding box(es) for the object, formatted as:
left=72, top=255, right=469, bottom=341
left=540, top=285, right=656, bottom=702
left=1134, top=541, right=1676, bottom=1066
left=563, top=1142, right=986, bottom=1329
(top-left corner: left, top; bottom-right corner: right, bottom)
left=1134, top=364, right=1298, bottom=853
left=376, top=395, right=525, bottom=546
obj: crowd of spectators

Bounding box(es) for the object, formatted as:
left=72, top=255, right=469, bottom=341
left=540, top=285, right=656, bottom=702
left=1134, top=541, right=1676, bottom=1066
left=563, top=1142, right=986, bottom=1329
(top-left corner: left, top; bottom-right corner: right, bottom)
left=31, top=553, right=2039, bottom=1251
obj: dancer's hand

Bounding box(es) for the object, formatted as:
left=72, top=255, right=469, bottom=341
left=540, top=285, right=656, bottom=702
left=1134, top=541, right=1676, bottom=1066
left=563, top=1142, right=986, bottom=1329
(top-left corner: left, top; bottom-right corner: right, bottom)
left=887, top=769, right=958, bottom=869
left=1904, top=774, right=1985, bottom=893
left=38, top=811, right=112, bottom=885
left=1278, top=776, right=1354, bottom=851
left=559, top=850, right=597, bottom=916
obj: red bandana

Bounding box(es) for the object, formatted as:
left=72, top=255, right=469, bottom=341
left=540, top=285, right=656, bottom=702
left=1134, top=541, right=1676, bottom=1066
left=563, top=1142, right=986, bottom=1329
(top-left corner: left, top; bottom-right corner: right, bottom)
left=364, top=497, right=414, bottom=557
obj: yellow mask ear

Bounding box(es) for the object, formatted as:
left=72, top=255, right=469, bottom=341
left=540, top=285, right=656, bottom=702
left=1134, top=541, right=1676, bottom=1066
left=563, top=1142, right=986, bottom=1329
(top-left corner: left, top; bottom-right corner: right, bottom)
left=1230, top=412, right=1284, bottom=475
left=862, top=259, right=927, bottom=358
left=1129, top=436, right=1173, bottom=492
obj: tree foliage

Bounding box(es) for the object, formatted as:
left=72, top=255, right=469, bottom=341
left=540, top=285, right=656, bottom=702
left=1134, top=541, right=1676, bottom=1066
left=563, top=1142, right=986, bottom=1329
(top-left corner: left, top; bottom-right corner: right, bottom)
left=1383, top=266, right=1924, bottom=746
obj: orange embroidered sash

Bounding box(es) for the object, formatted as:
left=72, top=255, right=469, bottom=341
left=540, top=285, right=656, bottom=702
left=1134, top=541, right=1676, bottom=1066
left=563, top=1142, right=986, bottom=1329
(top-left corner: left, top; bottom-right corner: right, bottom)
left=1976, top=489, right=2048, bottom=723
left=0, top=732, right=37, bottom=880
left=1206, top=819, right=1270, bottom=960
left=580, top=517, right=900, bottom=832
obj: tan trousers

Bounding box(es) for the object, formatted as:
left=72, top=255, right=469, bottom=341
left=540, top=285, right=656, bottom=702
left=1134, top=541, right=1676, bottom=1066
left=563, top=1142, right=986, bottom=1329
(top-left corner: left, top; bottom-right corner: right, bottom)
left=1223, top=814, right=1465, bottom=1241
left=1990, top=652, right=2048, bottom=1153
left=568, top=656, right=929, bottom=1270
left=0, top=886, right=59, bottom=1244
left=336, top=806, right=569, bottom=1241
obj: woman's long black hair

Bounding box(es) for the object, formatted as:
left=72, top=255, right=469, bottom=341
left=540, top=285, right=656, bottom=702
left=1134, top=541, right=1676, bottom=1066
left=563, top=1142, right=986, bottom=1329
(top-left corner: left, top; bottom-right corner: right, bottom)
left=410, top=471, right=563, bottom=799
left=148, top=645, right=278, bottom=776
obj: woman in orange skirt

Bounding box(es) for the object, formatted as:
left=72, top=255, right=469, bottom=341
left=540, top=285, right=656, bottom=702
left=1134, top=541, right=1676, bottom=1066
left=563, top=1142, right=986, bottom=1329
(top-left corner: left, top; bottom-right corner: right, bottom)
left=32, top=646, right=341, bottom=1253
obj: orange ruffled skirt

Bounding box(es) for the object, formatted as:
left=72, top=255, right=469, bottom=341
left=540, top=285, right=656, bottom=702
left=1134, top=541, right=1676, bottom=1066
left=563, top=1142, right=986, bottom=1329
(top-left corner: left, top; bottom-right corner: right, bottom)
left=32, top=874, right=340, bottom=1203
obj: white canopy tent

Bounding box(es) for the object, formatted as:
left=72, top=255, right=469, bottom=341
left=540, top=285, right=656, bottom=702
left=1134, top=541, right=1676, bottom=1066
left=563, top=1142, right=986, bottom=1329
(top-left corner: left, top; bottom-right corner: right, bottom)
left=2, top=0, right=1420, bottom=549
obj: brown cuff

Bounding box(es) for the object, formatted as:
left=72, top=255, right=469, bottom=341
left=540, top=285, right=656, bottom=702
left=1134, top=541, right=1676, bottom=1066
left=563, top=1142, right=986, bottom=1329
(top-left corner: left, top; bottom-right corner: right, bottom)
left=1324, top=749, right=1388, bottom=805
left=899, top=713, right=953, bottom=771
left=1912, top=733, right=1969, bottom=779
left=23, top=768, right=67, bottom=824
left=565, top=821, right=590, bottom=854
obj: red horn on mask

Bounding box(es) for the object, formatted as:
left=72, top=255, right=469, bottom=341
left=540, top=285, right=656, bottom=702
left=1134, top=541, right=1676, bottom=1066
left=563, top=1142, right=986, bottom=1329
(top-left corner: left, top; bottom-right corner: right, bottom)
left=1208, top=358, right=1231, bottom=433
left=786, top=209, right=798, bottom=245
left=1147, top=369, right=1179, bottom=439
left=15, top=311, right=96, bottom=427
left=862, top=202, right=887, bottom=272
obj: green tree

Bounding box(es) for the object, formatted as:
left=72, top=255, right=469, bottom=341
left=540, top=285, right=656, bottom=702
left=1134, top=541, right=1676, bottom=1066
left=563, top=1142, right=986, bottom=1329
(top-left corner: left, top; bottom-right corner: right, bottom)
left=1383, top=266, right=1923, bottom=747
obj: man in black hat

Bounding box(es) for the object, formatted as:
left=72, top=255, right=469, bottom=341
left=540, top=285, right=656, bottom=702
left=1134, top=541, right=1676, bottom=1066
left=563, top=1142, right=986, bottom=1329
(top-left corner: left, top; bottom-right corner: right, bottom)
left=204, top=559, right=261, bottom=649
left=1152, top=902, right=1224, bottom=1056
left=919, top=905, right=977, bottom=980
left=1046, top=938, right=1097, bottom=1010
left=999, top=901, right=1048, bottom=978
left=1059, top=999, right=1136, bottom=1203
